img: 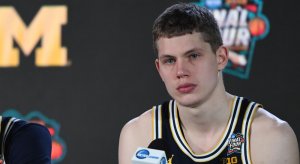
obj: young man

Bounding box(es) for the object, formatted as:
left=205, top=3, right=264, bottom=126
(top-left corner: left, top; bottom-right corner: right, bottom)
left=119, top=3, right=299, bottom=164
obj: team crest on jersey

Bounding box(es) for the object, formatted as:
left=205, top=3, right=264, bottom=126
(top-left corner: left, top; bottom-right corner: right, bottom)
left=195, top=0, right=270, bottom=79
left=227, top=133, right=245, bottom=155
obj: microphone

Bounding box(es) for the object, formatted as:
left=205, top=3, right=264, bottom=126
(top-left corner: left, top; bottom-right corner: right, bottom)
left=131, top=139, right=169, bottom=164
left=148, top=138, right=171, bottom=160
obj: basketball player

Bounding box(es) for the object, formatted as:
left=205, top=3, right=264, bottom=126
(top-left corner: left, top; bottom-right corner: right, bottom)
left=119, top=3, right=299, bottom=164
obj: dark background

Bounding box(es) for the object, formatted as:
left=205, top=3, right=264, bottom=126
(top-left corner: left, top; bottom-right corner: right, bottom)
left=0, top=0, right=299, bottom=163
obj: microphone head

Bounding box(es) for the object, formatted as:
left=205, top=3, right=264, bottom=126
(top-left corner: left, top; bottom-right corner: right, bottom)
left=132, top=147, right=167, bottom=164
left=131, top=139, right=171, bottom=164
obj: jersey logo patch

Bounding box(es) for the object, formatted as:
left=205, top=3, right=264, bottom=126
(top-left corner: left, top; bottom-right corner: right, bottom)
left=227, top=133, right=245, bottom=155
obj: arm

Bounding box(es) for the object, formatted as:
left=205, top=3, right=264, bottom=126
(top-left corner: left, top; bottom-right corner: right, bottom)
left=5, top=122, right=52, bottom=164
left=118, top=110, right=153, bottom=164
left=250, top=108, right=299, bottom=164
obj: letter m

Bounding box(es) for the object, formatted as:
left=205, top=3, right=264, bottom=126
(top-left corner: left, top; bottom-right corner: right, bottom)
left=0, top=6, right=68, bottom=67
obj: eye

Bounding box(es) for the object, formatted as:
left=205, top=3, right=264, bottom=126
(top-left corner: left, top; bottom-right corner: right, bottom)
left=163, top=58, right=176, bottom=64
left=189, top=53, right=199, bottom=59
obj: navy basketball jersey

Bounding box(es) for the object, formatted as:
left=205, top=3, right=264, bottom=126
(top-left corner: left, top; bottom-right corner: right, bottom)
left=152, top=96, right=261, bottom=164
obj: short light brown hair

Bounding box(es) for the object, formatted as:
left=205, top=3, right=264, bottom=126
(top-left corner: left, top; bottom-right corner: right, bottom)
left=152, top=3, right=223, bottom=53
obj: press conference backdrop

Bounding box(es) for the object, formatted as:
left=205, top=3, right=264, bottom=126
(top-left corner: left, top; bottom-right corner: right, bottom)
left=0, top=0, right=299, bottom=163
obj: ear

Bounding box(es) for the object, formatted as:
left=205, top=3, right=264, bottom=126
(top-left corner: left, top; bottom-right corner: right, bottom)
left=216, top=46, right=229, bottom=71
left=155, top=58, right=160, bottom=71
left=155, top=58, right=164, bottom=82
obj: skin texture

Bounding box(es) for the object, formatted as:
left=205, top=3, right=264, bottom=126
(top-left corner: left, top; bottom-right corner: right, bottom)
left=118, top=32, right=299, bottom=164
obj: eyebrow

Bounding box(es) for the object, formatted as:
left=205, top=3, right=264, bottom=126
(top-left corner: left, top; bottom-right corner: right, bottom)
left=158, top=55, right=174, bottom=60
left=183, top=48, right=204, bottom=56
left=158, top=48, right=204, bottom=59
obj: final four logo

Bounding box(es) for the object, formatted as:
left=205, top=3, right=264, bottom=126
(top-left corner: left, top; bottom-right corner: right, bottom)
left=227, top=133, right=245, bottom=155
left=195, top=0, right=270, bottom=79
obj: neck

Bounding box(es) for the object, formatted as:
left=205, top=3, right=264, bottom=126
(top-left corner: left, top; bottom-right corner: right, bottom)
left=178, top=94, right=233, bottom=132
left=177, top=77, right=234, bottom=134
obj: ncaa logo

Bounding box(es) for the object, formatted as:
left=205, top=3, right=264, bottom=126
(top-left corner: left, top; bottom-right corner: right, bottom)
left=195, top=0, right=270, bottom=79
left=136, top=149, right=149, bottom=159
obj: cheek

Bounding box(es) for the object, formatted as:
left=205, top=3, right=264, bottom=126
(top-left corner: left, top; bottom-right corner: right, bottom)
left=196, top=62, right=218, bottom=81
left=160, top=71, right=176, bottom=90
left=162, top=74, right=174, bottom=86
left=159, top=70, right=172, bottom=84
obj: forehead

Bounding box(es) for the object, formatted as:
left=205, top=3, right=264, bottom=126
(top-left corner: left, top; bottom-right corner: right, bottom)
left=156, top=32, right=211, bottom=56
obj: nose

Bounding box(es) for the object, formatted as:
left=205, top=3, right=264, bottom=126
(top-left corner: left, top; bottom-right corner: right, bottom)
left=176, top=59, right=189, bottom=79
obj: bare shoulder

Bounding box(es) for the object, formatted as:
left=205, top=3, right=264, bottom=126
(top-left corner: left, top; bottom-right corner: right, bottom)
left=119, top=109, right=153, bottom=145
left=250, top=108, right=299, bottom=164
left=118, top=109, right=153, bottom=164
left=252, top=107, right=291, bottom=132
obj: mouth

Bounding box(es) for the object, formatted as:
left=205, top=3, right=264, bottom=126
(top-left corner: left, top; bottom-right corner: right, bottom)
left=176, top=83, right=196, bottom=93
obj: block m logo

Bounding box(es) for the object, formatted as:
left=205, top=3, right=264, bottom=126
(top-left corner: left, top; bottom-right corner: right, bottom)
left=0, top=6, right=68, bottom=67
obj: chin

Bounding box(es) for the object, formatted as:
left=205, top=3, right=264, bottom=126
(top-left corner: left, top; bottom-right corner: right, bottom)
left=175, top=96, right=202, bottom=108
left=177, top=101, right=200, bottom=108
left=168, top=90, right=204, bottom=107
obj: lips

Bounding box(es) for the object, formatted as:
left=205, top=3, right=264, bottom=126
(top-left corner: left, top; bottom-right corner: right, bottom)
left=177, top=83, right=196, bottom=93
